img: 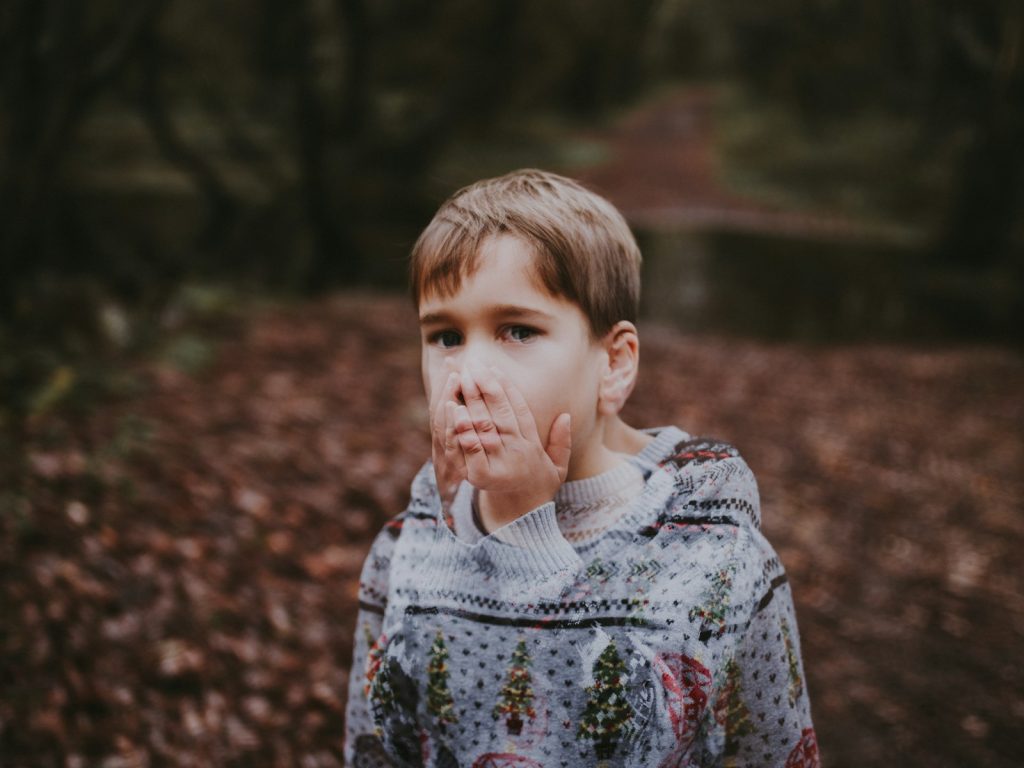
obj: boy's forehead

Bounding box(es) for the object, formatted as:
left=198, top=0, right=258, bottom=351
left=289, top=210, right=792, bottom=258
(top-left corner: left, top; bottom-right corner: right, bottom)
left=417, top=235, right=550, bottom=307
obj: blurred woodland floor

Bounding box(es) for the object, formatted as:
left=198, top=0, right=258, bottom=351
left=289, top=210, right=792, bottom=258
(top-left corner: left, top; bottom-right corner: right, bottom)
left=4, top=294, right=1023, bottom=767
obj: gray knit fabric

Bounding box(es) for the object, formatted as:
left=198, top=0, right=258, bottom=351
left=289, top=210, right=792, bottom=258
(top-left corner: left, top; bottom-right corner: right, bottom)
left=450, top=453, right=646, bottom=545
left=343, top=427, right=818, bottom=767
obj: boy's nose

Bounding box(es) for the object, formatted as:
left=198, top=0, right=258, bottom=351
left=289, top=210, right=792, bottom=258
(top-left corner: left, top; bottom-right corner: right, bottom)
left=447, top=346, right=495, bottom=375
left=444, top=353, right=494, bottom=403
left=441, top=359, right=462, bottom=401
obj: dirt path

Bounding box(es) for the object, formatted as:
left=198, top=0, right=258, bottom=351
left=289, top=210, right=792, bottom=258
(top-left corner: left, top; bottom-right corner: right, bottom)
left=574, top=87, right=871, bottom=239
left=4, top=294, right=1022, bottom=766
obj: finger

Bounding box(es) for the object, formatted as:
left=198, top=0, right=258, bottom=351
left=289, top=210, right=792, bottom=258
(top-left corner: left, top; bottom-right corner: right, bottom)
left=488, top=365, right=540, bottom=444
left=545, top=412, right=572, bottom=483
left=471, top=361, right=519, bottom=437
left=460, top=366, right=502, bottom=449
left=443, top=401, right=465, bottom=458
left=453, top=403, right=489, bottom=476
left=447, top=405, right=468, bottom=476
left=436, top=389, right=451, bottom=447
left=432, top=372, right=460, bottom=441
left=435, top=401, right=466, bottom=502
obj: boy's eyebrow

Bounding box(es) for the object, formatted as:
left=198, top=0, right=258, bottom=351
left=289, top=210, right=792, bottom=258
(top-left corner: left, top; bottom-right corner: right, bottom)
left=418, top=305, right=556, bottom=325
left=418, top=309, right=459, bottom=326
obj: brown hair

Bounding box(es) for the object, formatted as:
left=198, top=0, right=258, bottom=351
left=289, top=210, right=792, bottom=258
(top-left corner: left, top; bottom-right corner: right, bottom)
left=409, top=169, right=641, bottom=337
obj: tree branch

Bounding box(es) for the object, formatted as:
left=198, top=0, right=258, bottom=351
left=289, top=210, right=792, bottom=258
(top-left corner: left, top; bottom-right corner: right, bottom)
left=138, top=20, right=235, bottom=250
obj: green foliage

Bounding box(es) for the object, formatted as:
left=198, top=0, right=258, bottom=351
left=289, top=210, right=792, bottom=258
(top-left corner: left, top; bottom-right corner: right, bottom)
left=714, top=89, right=941, bottom=233
left=27, top=366, right=77, bottom=421
left=2, top=0, right=1018, bottom=370
left=158, top=335, right=216, bottom=376
left=1, top=0, right=662, bottom=307
left=697, top=1, right=1024, bottom=267
left=106, top=414, right=155, bottom=460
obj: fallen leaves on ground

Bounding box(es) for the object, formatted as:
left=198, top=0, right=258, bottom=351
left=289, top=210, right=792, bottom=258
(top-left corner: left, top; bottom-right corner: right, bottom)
left=3, top=293, right=1022, bottom=767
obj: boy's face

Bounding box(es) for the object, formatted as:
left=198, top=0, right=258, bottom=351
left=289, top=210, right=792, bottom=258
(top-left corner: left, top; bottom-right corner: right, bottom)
left=418, top=235, right=607, bottom=467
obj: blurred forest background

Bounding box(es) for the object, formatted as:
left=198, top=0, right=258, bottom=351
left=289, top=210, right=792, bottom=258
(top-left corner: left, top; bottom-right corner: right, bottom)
left=2, top=1, right=1023, bottom=766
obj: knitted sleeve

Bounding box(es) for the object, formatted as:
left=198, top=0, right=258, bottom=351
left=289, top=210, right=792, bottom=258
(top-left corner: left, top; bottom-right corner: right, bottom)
left=342, top=517, right=401, bottom=768
left=716, top=528, right=819, bottom=767
left=661, top=447, right=818, bottom=766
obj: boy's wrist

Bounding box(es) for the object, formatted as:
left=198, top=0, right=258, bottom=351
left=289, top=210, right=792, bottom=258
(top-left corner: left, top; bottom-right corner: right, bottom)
left=476, top=488, right=555, bottom=534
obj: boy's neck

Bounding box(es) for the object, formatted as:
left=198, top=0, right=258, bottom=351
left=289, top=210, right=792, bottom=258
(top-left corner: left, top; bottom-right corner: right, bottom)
left=603, top=415, right=654, bottom=457
left=565, top=415, right=653, bottom=482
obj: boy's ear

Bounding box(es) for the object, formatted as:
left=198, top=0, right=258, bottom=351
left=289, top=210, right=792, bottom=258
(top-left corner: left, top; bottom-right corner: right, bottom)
left=598, top=321, right=640, bottom=416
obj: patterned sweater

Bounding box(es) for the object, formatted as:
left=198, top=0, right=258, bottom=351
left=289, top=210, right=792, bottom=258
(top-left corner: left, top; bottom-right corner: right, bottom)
left=343, top=427, right=818, bottom=767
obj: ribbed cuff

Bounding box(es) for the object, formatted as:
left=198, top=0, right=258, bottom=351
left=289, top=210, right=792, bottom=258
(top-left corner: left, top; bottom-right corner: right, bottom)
left=448, top=480, right=485, bottom=544
left=431, top=502, right=582, bottom=589
left=486, top=501, right=584, bottom=579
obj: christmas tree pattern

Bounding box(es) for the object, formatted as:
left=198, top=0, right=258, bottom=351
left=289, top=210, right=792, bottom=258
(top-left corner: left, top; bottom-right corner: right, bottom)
left=369, top=646, right=395, bottom=719
left=688, top=563, right=736, bottom=640
left=362, top=624, right=386, bottom=697
left=374, top=657, right=422, bottom=766
left=427, top=629, right=459, bottom=731
left=578, top=639, right=634, bottom=760
left=781, top=618, right=804, bottom=707
left=713, top=657, right=754, bottom=759
left=493, top=637, right=537, bottom=735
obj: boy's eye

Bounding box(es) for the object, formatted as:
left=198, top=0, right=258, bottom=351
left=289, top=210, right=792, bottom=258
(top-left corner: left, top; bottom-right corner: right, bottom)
left=431, top=330, right=462, bottom=348
left=504, top=325, right=537, bottom=342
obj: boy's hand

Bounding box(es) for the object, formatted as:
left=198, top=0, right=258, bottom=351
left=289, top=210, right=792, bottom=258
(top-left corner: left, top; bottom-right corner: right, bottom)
left=430, top=370, right=468, bottom=510
left=451, top=361, right=571, bottom=530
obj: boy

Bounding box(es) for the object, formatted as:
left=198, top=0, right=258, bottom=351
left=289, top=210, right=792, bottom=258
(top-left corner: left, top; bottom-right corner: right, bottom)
left=343, top=170, right=817, bottom=767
